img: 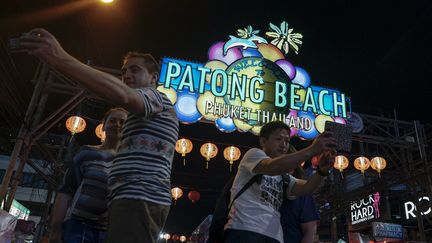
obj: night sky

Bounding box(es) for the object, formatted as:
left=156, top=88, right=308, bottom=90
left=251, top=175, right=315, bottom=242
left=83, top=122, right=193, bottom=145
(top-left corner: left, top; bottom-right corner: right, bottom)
left=1, top=0, right=432, bottom=237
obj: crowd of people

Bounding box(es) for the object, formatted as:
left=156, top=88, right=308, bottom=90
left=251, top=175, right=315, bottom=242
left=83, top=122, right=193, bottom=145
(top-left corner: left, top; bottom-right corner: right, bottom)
left=21, top=28, right=336, bottom=243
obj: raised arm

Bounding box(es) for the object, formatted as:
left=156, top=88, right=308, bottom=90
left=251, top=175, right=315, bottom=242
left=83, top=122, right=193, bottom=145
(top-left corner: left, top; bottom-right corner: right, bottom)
left=253, top=132, right=336, bottom=176
left=20, top=28, right=144, bottom=113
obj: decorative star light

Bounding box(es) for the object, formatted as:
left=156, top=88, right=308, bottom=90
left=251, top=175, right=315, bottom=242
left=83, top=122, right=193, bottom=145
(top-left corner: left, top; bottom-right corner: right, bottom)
left=237, top=25, right=260, bottom=39
left=266, top=21, right=303, bottom=54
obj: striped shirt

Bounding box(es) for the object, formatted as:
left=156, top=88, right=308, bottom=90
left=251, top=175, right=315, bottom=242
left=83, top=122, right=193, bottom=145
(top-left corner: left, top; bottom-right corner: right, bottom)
left=59, top=146, right=113, bottom=229
left=108, top=87, right=179, bottom=205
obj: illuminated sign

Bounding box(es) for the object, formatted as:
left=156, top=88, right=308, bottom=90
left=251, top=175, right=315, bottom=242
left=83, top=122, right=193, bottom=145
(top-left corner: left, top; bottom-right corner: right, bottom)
left=350, top=192, right=381, bottom=225
left=372, top=222, right=403, bottom=239
left=158, top=22, right=351, bottom=139
left=403, top=196, right=431, bottom=220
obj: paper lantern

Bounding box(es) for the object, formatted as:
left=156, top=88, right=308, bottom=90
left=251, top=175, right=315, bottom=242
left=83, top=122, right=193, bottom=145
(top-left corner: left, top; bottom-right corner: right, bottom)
left=354, top=156, right=370, bottom=176
left=172, top=234, right=179, bottom=241
left=311, top=155, right=320, bottom=168
left=175, top=138, right=193, bottom=166
left=200, top=143, right=218, bottom=169
left=188, top=190, right=201, bottom=203
left=163, top=233, right=170, bottom=240
left=333, top=155, right=349, bottom=178
left=223, top=146, right=241, bottom=171
left=171, top=187, right=183, bottom=205
left=371, top=157, right=387, bottom=177
left=95, top=123, right=106, bottom=142
left=180, top=235, right=187, bottom=242
left=65, top=116, right=86, bottom=135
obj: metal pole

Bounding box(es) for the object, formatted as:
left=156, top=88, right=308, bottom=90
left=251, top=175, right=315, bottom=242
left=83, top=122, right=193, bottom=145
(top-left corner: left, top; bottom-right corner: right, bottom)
left=4, top=146, right=31, bottom=211
left=34, top=187, right=54, bottom=243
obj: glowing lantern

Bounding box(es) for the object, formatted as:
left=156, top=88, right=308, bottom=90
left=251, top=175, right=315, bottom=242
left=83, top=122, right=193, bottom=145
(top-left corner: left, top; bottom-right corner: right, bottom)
left=95, top=123, right=106, bottom=142
left=354, top=156, right=370, bottom=176
left=371, top=157, right=387, bottom=177
left=333, top=155, right=349, bottom=178
left=200, top=143, right=218, bottom=169
left=163, top=233, right=170, bottom=242
left=65, top=116, right=86, bottom=135
left=172, top=235, right=179, bottom=241
left=171, top=187, right=183, bottom=205
left=180, top=235, right=187, bottom=242
left=175, top=138, right=193, bottom=166
left=223, top=146, right=241, bottom=171
left=188, top=190, right=201, bottom=203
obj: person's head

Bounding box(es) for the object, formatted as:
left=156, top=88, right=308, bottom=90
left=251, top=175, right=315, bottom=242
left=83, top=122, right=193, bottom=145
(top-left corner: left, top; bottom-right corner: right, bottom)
left=101, top=107, right=128, bottom=141
left=121, top=52, right=160, bottom=88
left=259, top=121, right=291, bottom=158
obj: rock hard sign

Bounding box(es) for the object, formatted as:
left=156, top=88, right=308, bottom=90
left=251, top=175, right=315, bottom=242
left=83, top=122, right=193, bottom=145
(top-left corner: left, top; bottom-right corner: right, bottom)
left=350, top=192, right=381, bottom=225
left=157, top=22, right=351, bottom=139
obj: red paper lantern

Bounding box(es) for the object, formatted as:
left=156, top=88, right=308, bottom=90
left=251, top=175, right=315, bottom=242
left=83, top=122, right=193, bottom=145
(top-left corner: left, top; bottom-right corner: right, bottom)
left=311, top=155, right=321, bottom=168
left=172, top=234, right=179, bottom=241
left=188, top=190, right=201, bottom=203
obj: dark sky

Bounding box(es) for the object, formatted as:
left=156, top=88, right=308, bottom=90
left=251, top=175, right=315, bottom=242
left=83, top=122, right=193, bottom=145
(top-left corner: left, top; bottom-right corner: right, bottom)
left=2, top=0, right=432, bottom=237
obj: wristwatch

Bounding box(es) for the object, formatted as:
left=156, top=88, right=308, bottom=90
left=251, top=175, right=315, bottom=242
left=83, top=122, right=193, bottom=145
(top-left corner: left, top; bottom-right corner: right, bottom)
left=316, top=166, right=330, bottom=177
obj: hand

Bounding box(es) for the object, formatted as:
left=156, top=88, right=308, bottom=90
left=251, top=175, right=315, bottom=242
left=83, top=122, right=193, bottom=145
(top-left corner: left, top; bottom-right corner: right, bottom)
left=309, top=132, right=337, bottom=156
left=20, top=28, right=71, bottom=68
left=317, top=150, right=337, bottom=172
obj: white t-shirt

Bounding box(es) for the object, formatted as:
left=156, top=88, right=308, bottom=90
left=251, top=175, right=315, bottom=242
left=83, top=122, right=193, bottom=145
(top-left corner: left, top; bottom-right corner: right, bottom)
left=224, top=148, right=298, bottom=243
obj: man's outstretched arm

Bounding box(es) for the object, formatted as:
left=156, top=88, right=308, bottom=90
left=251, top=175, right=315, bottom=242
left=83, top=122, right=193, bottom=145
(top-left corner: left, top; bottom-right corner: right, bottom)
left=21, top=28, right=144, bottom=113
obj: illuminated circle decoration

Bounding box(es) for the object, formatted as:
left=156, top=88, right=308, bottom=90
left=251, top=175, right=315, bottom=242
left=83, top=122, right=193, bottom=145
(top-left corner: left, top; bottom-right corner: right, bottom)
left=334, top=155, right=349, bottom=177
left=188, top=190, right=201, bottom=203
left=95, top=123, right=106, bottom=142
left=334, top=117, right=347, bottom=124
left=204, top=60, right=228, bottom=86
left=215, top=117, right=237, bottom=133
left=223, top=146, right=241, bottom=171
left=200, top=143, right=218, bottom=169
left=354, top=156, right=371, bottom=175
left=371, top=157, right=387, bottom=177
left=157, top=86, right=177, bottom=105
left=175, top=138, right=193, bottom=166
left=65, top=116, right=86, bottom=135
left=174, top=93, right=201, bottom=123
left=314, top=115, right=334, bottom=133
left=291, top=66, right=311, bottom=88
left=256, top=43, right=285, bottom=61
left=275, top=59, right=296, bottom=80
left=225, top=57, right=290, bottom=132
left=242, top=47, right=263, bottom=58
left=197, top=91, right=225, bottom=121
left=180, top=236, right=187, bottom=242
left=296, top=112, right=318, bottom=140
left=208, top=41, right=243, bottom=65
left=163, top=233, right=170, bottom=240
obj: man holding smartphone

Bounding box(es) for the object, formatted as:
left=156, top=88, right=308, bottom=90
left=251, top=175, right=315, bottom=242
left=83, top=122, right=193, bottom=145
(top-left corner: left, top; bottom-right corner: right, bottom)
left=21, top=29, right=179, bottom=243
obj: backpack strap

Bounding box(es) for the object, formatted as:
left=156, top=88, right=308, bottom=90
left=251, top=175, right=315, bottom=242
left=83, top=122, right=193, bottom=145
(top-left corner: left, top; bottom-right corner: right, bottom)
left=228, top=174, right=261, bottom=211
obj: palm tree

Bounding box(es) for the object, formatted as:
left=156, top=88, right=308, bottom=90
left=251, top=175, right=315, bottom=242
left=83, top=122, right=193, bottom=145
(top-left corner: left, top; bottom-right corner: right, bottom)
left=237, top=25, right=260, bottom=39
left=265, top=21, right=303, bottom=54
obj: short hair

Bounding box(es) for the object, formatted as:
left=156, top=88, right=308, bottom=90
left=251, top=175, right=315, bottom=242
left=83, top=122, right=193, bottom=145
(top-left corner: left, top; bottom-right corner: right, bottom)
left=259, top=121, right=291, bottom=139
left=123, top=51, right=160, bottom=74
left=101, top=107, right=128, bottom=128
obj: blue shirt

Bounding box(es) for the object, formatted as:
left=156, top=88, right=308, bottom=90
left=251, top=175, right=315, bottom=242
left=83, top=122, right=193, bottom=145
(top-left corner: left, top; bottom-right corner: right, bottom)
left=280, top=195, right=320, bottom=243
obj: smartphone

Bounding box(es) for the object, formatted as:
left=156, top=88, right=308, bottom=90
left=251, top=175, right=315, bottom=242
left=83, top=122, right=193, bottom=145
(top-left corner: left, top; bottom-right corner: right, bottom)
left=324, top=121, right=353, bottom=152
left=7, top=33, right=30, bottom=53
